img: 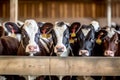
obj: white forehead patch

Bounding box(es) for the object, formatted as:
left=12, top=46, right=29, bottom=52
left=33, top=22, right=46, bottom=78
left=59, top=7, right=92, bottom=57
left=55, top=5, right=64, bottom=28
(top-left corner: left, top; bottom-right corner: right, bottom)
left=23, top=19, right=38, bottom=37
left=106, top=28, right=115, bottom=38
left=54, top=22, right=67, bottom=37
left=81, top=29, right=91, bottom=37
left=91, top=21, right=99, bottom=31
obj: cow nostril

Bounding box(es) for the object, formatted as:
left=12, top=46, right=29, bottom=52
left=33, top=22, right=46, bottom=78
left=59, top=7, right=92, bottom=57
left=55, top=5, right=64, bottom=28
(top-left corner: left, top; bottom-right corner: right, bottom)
left=56, top=46, right=64, bottom=52
left=34, top=46, right=37, bottom=49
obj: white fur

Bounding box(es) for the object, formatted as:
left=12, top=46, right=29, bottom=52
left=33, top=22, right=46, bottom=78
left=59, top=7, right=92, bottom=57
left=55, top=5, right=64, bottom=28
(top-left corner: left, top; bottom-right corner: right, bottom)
left=91, top=21, right=100, bottom=31
left=81, top=29, right=91, bottom=37
left=106, top=28, right=115, bottom=38
left=24, top=19, right=40, bottom=53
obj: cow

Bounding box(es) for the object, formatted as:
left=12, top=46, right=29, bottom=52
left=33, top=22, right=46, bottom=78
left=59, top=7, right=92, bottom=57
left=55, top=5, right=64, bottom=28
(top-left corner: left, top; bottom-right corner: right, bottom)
left=0, top=25, right=20, bottom=55
left=69, top=21, right=100, bottom=56
left=50, top=21, right=74, bottom=80
left=0, top=26, right=25, bottom=80
left=93, top=27, right=120, bottom=80
left=52, top=21, right=73, bottom=57
left=69, top=21, right=102, bottom=80
left=17, top=19, right=55, bottom=80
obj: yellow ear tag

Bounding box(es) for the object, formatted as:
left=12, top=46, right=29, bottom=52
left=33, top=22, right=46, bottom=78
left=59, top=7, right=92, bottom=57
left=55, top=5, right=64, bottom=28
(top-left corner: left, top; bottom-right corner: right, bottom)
left=69, top=39, right=75, bottom=43
left=46, top=34, right=51, bottom=38
left=42, top=34, right=47, bottom=38
left=71, top=33, right=76, bottom=37
left=96, top=38, right=102, bottom=45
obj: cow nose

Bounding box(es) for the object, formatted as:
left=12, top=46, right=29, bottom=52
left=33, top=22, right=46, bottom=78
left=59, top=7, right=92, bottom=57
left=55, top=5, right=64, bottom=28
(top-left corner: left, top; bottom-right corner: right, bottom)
left=28, top=45, right=37, bottom=51
left=104, top=50, right=114, bottom=56
left=79, top=50, right=89, bottom=56
left=56, top=46, right=64, bottom=52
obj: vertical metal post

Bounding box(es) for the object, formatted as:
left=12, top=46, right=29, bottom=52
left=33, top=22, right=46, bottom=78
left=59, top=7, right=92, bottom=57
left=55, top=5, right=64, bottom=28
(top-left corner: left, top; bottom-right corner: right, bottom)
left=10, top=0, right=18, bottom=23
left=107, top=0, right=111, bottom=27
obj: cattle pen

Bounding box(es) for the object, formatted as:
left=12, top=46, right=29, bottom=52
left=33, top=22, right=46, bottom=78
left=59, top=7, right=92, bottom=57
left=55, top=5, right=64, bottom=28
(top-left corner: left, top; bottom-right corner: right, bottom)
left=0, top=0, right=120, bottom=77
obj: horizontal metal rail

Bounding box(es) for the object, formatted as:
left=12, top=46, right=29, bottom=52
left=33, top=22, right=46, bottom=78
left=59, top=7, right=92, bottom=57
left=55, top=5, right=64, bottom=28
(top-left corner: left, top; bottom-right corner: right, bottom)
left=0, top=56, right=119, bottom=76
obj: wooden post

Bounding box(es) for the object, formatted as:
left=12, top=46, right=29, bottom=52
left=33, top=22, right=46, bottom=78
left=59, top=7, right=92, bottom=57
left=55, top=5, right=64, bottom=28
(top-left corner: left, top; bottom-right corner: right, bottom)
left=107, top=0, right=111, bottom=27
left=10, top=0, right=18, bottom=23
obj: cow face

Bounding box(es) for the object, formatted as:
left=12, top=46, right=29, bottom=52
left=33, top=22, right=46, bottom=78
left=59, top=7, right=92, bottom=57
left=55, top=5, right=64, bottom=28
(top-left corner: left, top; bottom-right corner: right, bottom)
left=21, top=19, right=40, bottom=56
left=77, top=25, right=95, bottom=56
left=53, top=21, right=70, bottom=57
left=103, top=29, right=119, bottom=57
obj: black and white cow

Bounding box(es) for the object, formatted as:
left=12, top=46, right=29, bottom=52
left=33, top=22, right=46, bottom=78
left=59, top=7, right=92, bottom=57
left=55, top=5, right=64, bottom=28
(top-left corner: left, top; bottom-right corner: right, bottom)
left=69, top=21, right=100, bottom=57
left=51, top=21, right=74, bottom=80
left=17, top=19, right=55, bottom=80
left=69, top=21, right=102, bottom=80
left=17, top=19, right=40, bottom=56
left=52, top=21, right=73, bottom=57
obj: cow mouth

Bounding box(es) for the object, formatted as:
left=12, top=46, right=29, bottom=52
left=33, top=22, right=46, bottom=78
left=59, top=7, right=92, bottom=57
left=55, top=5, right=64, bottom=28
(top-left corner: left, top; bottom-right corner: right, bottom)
left=79, top=50, right=89, bottom=56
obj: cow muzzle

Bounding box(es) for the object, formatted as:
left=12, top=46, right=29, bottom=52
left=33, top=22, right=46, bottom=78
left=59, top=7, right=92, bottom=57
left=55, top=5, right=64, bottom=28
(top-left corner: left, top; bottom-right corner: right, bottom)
left=104, top=50, right=115, bottom=57
left=79, top=50, right=89, bottom=56
left=26, top=44, right=40, bottom=55
left=56, top=46, right=65, bottom=53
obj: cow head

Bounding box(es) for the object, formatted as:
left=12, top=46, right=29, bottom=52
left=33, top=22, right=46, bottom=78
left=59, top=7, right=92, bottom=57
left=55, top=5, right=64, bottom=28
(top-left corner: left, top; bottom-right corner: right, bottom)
left=90, top=21, right=100, bottom=32
left=77, top=24, right=95, bottom=56
left=21, top=19, right=40, bottom=56
left=102, top=28, right=120, bottom=57
left=53, top=21, right=70, bottom=57
left=3, top=21, right=21, bottom=41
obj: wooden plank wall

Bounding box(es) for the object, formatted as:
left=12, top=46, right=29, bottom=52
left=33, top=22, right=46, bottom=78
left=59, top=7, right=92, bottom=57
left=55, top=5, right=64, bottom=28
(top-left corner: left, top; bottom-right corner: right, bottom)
left=0, top=0, right=120, bottom=21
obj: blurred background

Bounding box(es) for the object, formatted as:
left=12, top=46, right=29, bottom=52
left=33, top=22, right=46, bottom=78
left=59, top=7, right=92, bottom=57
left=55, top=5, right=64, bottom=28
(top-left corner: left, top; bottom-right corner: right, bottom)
left=0, top=0, right=120, bottom=27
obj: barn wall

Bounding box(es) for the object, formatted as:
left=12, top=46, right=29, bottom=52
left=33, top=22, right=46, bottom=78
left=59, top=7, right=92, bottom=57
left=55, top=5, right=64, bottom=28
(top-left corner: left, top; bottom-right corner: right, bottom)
left=0, top=0, right=120, bottom=25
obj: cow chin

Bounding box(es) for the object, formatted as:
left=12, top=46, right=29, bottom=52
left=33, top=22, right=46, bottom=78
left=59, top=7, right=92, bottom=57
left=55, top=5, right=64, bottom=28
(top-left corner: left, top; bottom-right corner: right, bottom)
left=56, top=51, right=69, bottom=57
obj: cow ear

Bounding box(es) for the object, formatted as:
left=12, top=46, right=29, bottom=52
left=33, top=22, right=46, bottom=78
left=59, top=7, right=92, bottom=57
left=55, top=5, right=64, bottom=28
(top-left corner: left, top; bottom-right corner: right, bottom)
left=37, top=22, right=45, bottom=28
left=70, top=22, right=81, bottom=34
left=41, top=23, right=53, bottom=28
